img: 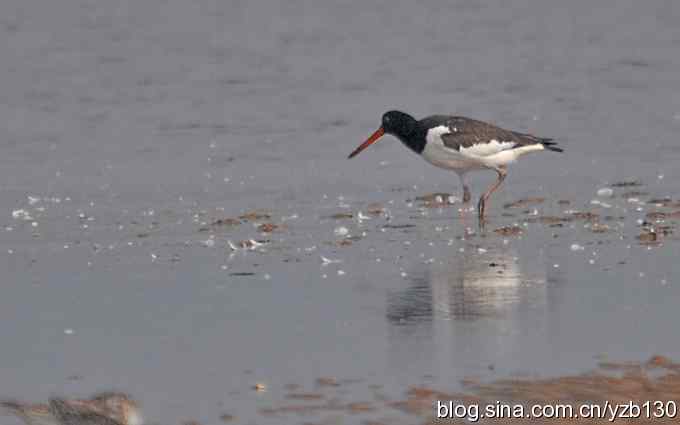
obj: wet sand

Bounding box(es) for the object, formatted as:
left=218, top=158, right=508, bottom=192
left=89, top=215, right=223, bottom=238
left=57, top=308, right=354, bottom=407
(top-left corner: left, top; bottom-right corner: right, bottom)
left=241, top=356, right=680, bottom=424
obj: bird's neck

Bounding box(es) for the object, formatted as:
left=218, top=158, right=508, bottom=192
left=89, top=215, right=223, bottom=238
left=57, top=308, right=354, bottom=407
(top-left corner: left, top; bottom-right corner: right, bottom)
left=395, top=126, right=426, bottom=154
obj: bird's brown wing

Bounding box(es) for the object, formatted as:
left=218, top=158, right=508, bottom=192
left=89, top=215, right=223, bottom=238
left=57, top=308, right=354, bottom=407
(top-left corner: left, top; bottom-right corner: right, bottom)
left=438, top=117, right=538, bottom=152
left=433, top=116, right=556, bottom=156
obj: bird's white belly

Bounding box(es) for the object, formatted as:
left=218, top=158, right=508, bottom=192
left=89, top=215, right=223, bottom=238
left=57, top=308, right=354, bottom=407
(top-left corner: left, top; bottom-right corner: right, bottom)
left=422, top=137, right=486, bottom=172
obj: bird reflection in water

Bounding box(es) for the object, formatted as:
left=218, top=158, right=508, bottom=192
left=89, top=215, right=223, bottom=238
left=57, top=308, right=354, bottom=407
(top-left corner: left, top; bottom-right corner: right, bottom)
left=388, top=242, right=547, bottom=324
left=385, top=241, right=551, bottom=374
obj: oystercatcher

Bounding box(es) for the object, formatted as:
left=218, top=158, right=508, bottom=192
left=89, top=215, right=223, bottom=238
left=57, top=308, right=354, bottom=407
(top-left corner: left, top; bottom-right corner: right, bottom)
left=348, top=110, right=562, bottom=221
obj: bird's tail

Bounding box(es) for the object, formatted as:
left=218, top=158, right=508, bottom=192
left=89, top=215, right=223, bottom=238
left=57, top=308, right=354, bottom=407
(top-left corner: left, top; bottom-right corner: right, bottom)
left=540, top=139, right=563, bottom=153
left=514, top=131, right=563, bottom=152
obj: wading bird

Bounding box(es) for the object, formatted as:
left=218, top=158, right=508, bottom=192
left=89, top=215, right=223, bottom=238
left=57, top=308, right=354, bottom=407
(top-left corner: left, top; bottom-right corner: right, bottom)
left=348, top=110, right=562, bottom=222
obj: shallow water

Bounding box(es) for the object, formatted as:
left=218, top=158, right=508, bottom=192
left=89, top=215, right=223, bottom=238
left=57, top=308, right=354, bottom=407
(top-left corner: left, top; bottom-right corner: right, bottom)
left=1, top=0, right=680, bottom=423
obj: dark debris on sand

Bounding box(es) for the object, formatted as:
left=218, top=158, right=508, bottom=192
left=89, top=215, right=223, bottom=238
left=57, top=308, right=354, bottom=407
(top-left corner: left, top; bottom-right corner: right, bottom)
left=503, top=198, right=545, bottom=209
left=327, top=212, right=354, bottom=219
left=417, top=355, right=680, bottom=424
left=257, top=223, right=279, bottom=233
left=610, top=180, right=643, bottom=187
left=199, top=217, right=241, bottom=231
left=526, top=216, right=571, bottom=225
left=494, top=226, right=522, bottom=236
left=219, top=414, right=235, bottom=422
left=239, top=210, right=271, bottom=221
left=413, top=193, right=457, bottom=208
left=646, top=210, right=680, bottom=221
left=570, top=211, right=600, bottom=222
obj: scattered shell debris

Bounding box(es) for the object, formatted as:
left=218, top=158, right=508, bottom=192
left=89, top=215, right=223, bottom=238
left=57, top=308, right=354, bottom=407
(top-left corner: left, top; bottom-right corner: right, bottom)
left=589, top=223, right=610, bottom=233
left=12, top=209, right=35, bottom=220
left=412, top=192, right=460, bottom=208
left=357, top=211, right=371, bottom=221
left=227, top=239, right=266, bottom=251
left=334, top=226, right=349, bottom=236
left=596, top=187, right=614, bottom=197
left=320, top=255, right=342, bottom=265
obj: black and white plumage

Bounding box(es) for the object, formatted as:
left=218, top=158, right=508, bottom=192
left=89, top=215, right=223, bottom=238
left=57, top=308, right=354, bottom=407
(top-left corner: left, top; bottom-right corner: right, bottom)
left=348, top=110, right=562, bottom=221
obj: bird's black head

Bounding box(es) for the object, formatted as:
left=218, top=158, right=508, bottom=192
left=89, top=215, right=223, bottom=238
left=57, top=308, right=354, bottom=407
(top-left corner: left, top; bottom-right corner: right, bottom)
left=381, top=110, right=417, bottom=138
left=348, top=110, right=418, bottom=159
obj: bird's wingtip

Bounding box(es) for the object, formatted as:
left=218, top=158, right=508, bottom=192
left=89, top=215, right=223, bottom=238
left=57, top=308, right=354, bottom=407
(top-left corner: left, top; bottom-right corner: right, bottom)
left=541, top=141, right=563, bottom=152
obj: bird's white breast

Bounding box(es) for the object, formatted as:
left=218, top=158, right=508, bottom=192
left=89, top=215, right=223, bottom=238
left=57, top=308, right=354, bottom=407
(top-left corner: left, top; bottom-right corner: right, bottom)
left=422, top=126, right=488, bottom=172
left=423, top=126, right=545, bottom=169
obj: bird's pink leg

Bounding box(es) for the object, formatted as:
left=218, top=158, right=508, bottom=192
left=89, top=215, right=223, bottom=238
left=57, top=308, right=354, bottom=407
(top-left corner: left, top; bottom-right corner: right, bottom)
left=456, top=172, right=472, bottom=222
left=459, top=189, right=471, bottom=222
left=457, top=172, right=471, bottom=204
left=477, top=167, right=507, bottom=222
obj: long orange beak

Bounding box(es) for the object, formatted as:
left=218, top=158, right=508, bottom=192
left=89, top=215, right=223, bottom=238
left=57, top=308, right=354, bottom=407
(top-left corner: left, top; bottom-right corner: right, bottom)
left=348, top=127, right=385, bottom=159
